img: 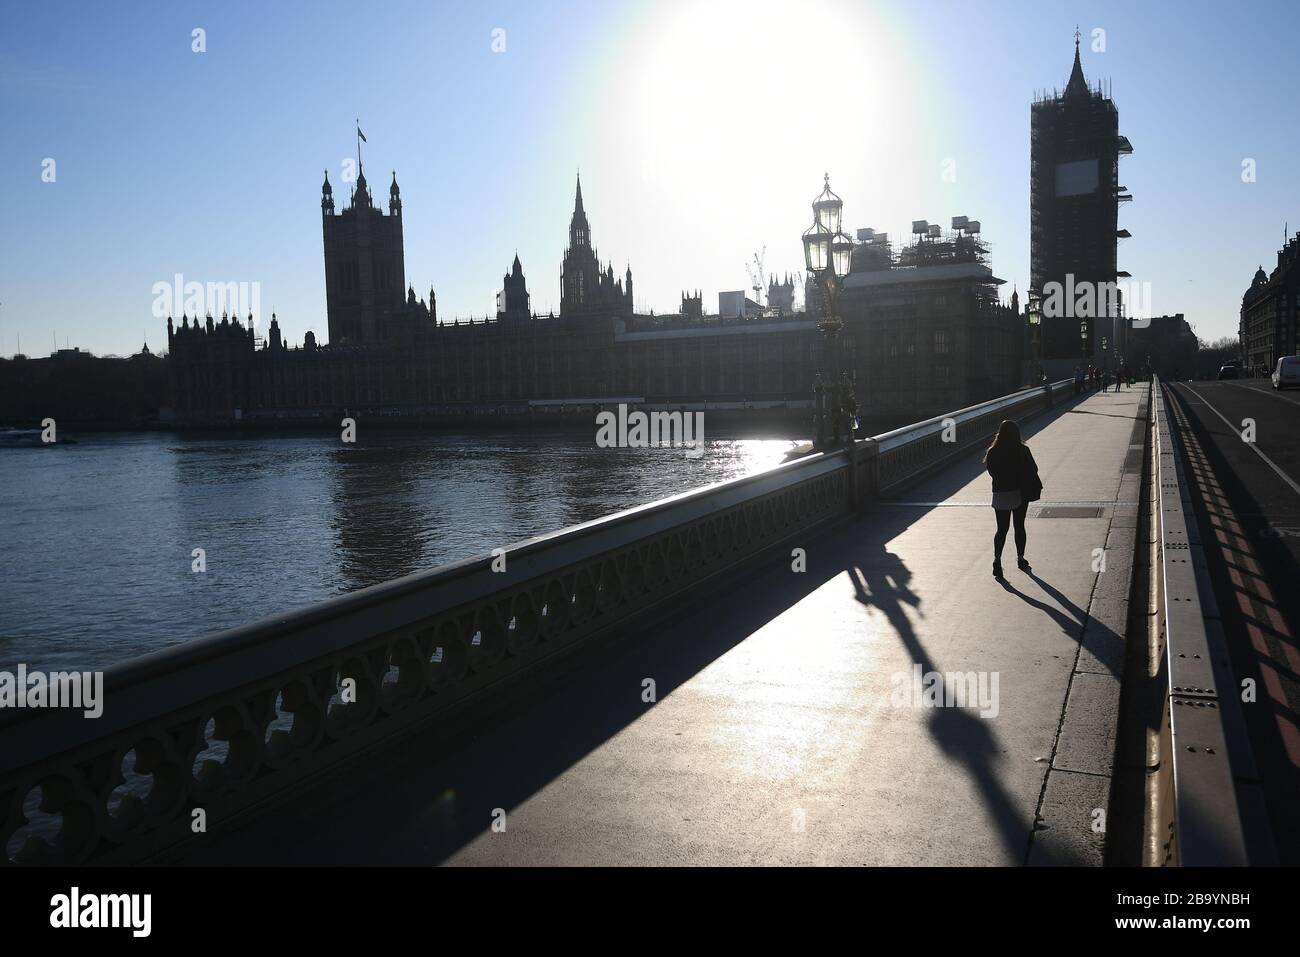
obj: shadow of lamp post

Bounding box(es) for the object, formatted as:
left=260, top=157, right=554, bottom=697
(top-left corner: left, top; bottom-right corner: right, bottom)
left=803, top=174, right=857, bottom=451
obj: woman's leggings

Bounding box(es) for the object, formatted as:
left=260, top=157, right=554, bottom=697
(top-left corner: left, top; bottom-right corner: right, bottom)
left=994, top=502, right=1029, bottom=560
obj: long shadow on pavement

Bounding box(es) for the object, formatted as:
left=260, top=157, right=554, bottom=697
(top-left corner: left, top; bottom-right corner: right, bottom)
left=191, top=387, right=1112, bottom=865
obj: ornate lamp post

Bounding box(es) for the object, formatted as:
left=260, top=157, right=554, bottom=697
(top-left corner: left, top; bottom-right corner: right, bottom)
left=803, top=174, right=857, bottom=451
left=1027, top=291, right=1043, bottom=380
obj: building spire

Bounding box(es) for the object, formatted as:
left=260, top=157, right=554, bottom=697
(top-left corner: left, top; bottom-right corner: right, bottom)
left=1066, top=28, right=1089, bottom=98
left=569, top=171, right=590, bottom=249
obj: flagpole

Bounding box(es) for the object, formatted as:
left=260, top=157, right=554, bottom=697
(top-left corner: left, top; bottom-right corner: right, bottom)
left=356, top=118, right=361, bottom=174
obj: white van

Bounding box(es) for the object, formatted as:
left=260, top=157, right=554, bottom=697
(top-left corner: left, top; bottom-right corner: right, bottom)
left=1273, top=355, right=1300, bottom=390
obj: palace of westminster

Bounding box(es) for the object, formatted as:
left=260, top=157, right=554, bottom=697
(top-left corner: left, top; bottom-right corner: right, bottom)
left=167, top=39, right=1167, bottom=428
left=166, top=158, right=1026, bottom=427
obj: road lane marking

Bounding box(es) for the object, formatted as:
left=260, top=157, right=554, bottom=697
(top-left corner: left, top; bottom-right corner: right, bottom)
left=1181, top=384, right=1300, bottom=498
left=880, top=500, right=1136, bottom=507
left=1223, top=380, right=1300, bottom=409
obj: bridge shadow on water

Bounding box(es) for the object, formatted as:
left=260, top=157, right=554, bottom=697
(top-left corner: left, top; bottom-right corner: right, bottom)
left=198, top=391, right=1097, bottom=865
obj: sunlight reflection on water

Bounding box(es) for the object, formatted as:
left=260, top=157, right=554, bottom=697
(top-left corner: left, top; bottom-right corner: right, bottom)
left=0, top=430, right=796, bottom=673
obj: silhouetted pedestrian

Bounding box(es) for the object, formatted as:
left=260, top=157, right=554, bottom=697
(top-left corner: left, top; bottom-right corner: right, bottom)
left=985, top=419, right=1041, bottom=579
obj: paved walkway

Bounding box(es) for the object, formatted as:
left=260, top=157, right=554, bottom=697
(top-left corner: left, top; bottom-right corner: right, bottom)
left=195, top=386, right=1149, bottom=866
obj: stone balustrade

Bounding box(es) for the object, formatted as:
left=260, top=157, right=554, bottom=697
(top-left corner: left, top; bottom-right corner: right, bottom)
left=874, top=380, right=1072, bottom=495
left=1, top=379, right=1072, bottom=865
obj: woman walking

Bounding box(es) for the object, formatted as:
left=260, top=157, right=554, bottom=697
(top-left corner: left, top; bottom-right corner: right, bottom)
left=984, top=419, right=1042, bottom=579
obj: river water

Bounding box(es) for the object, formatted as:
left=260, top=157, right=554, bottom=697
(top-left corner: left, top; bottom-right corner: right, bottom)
left=0, top=430, right=795, bottom=673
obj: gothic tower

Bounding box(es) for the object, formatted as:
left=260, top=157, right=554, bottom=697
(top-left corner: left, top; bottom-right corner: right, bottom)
left=321, top=162, right=407, bottom=345
left=560, top=173, right=632, bottom=319
left=561, top=174, right=595, bottom=315
left=499, top=254, right=530, bottom=321
left=1030, top=33, right=1131, bottom=363
left=767, top=274, right=795, bottom=314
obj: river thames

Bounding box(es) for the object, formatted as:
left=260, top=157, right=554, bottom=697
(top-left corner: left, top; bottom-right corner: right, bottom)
left=0, top=430, right=794, bottom=673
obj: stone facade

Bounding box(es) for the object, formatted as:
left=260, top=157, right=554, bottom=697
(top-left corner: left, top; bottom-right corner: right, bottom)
left=166, top=170, right=1024, bottom=426
left=1240, top=236, right=1300, bottom=376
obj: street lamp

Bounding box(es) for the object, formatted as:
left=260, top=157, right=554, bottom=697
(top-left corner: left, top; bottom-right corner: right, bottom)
left=803, top=174, right=857, bottom=451
left=1027, top=291, right=1044, bottom=382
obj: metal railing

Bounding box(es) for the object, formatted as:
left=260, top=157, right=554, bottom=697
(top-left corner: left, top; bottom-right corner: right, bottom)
left=0, top=378, right=1071, bottom=865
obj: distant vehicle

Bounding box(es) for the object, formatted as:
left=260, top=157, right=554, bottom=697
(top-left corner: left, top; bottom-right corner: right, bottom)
left=1273, top=355, right=1300, bottom=390
left=1217, top=364, right=1239, bottom=380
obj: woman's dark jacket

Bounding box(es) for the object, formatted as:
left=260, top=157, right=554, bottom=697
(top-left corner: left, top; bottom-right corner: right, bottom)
left=986, top=443, right=1039, bottom=494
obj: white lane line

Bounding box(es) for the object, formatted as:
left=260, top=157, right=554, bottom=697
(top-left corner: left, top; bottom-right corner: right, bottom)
left=880, top=500, right=1136, bottom=507
left=1182, top=384, right=1300, bottom=497
left=1223, top=380, right=1300, bottom=409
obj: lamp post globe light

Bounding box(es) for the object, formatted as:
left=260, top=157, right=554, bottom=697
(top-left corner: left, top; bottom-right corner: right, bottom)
left=802, top=174, right=858, bottom=451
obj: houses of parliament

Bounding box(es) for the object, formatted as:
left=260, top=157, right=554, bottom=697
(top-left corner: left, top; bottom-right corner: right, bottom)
left=166, top=155, right=1025, bottom=427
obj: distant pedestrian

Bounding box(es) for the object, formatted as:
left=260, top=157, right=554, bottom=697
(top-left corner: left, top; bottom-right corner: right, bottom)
left=985, top=419, right=1042, bottom=579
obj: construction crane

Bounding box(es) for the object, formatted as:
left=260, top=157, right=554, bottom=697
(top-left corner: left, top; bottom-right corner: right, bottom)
left=744, top=247, right=767, bottom=306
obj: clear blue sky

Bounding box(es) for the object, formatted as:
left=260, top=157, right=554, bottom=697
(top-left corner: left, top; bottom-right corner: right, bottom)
left=2, top=0, right=1296, bottom=356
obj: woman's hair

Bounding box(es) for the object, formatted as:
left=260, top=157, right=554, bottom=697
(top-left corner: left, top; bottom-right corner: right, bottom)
left=983, top=419, right=1022, bottom=464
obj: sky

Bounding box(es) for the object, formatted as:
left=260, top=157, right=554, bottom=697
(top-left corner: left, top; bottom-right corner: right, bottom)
left=1, top=0, right=1297, bottom=357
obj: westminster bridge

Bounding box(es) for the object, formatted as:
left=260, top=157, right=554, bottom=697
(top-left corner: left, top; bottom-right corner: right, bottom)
left=1, top=378, right=1280, bottom=866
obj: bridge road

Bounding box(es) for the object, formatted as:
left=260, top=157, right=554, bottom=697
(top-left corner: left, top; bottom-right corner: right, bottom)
left=1168, top=379, right=1300, bottom=862
left=190, top=387, right=1147, bottom=866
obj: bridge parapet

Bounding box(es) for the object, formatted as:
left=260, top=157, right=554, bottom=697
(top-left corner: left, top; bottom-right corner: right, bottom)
left=875, top=380, right=1072, bottom=495
left=2, top=444, right=861, bottom=864
left=0, top=379, right=1069, bottom=865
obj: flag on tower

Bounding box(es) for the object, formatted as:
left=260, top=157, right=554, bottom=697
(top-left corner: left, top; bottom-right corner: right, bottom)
left=357, top=126, right=366, bottom=143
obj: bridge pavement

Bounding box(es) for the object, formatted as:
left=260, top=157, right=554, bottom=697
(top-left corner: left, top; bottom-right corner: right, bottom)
left=190, top=386, right=1148, bottom=866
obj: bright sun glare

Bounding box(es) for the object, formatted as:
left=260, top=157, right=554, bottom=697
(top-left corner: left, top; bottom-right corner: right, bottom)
left=599, top=0, right=918, bottom=303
